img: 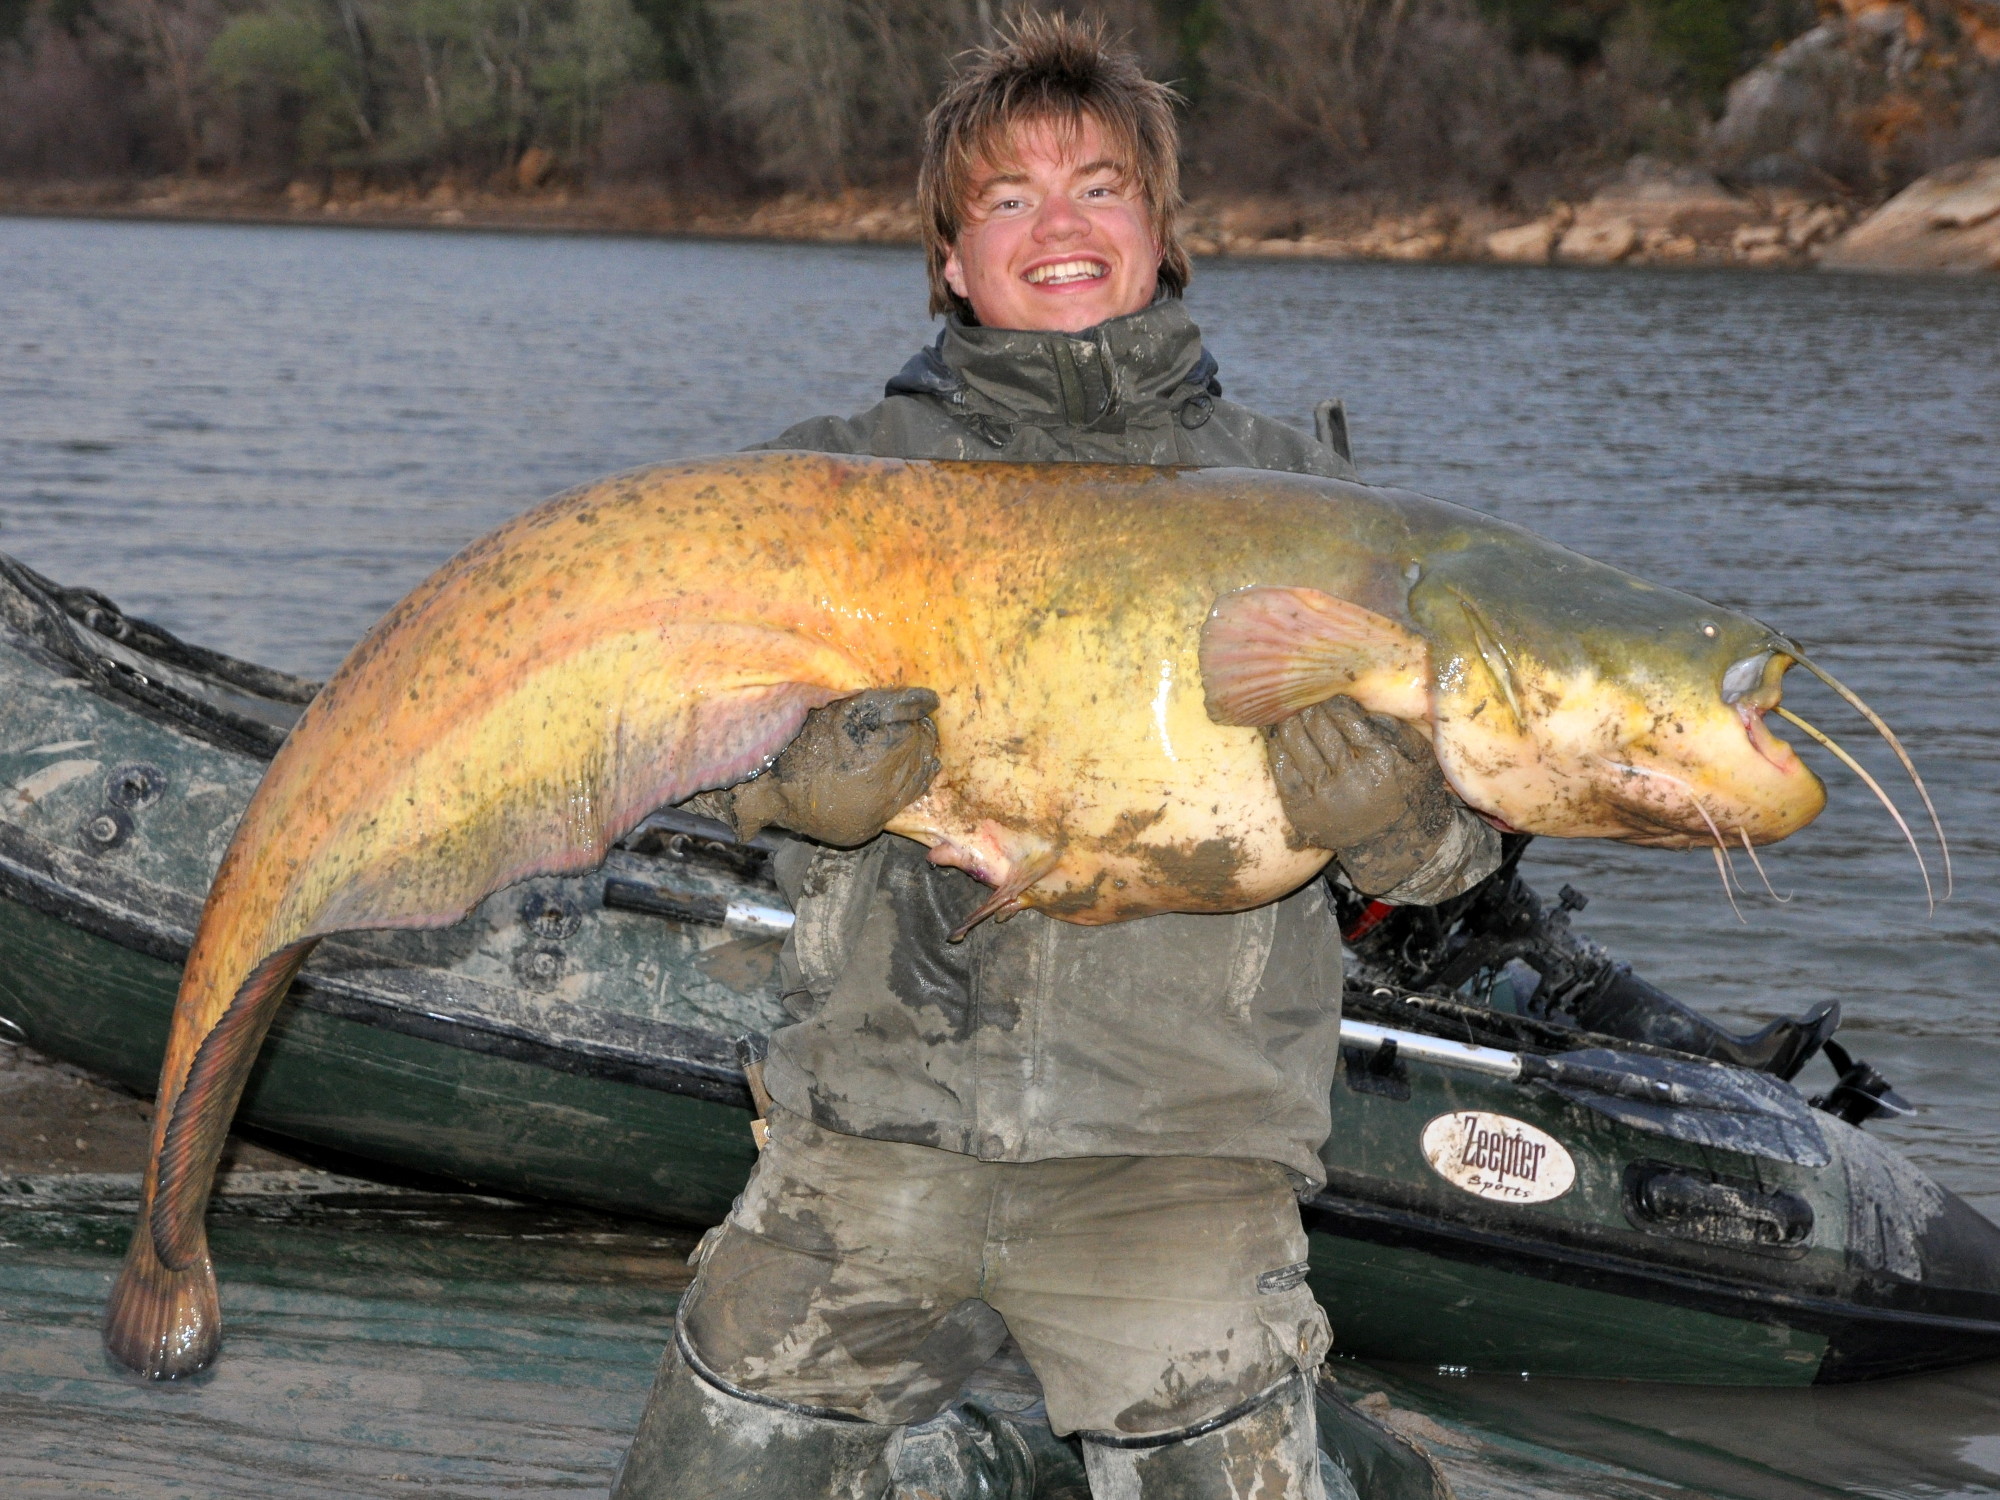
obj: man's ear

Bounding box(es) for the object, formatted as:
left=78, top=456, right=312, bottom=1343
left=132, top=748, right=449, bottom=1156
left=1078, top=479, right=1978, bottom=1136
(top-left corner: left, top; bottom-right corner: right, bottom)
left=943, top=244, right=969, bottom=300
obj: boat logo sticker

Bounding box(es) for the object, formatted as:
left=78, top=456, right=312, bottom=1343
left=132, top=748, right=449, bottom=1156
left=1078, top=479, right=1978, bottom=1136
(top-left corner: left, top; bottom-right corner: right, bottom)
left=1421, top=1111, right=1576, bottom=1204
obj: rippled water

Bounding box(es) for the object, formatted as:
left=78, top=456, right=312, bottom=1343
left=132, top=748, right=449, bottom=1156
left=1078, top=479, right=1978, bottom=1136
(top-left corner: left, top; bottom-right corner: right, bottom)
left=2, top=215, right=1998, bottom=1496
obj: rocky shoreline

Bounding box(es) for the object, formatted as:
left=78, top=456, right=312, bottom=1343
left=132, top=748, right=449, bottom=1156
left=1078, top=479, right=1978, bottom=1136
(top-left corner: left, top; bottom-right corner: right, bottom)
left=3, top=154, right=1994, bottom=272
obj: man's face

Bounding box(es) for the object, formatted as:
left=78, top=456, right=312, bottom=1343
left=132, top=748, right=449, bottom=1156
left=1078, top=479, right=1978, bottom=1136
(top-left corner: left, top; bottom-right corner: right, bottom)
left=943, top=113, right=1160, bottom=333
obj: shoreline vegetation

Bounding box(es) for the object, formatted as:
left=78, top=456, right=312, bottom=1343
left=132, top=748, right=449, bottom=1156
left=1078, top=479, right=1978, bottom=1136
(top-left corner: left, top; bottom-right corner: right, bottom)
left=2, top=0, right=1995, bottom=271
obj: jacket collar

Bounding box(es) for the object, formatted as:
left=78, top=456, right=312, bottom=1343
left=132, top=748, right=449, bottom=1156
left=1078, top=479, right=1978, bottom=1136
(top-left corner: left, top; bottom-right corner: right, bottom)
left=886, top=300, right=1220, bottom=432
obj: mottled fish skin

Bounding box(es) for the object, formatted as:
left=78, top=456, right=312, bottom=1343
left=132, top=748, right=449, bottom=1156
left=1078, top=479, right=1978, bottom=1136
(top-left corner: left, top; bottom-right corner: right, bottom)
left=103, top=452, right=1826, bottom=1378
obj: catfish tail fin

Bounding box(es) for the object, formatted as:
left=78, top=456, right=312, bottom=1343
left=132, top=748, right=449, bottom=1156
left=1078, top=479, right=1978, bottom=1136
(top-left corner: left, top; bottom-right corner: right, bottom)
left=103, top=1221, right=220, bottom=1380
left=103, top=937, right=318, bottom=1379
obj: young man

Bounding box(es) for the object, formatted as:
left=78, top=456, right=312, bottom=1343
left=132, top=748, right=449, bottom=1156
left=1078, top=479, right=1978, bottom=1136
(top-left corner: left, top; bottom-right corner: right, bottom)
left=614, top=19, right=1497, bottom=1499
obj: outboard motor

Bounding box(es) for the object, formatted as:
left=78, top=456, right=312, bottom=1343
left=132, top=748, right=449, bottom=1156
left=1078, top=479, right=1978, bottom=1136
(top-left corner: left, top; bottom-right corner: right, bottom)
left=1812, top=1040, right=1913, bottom=1126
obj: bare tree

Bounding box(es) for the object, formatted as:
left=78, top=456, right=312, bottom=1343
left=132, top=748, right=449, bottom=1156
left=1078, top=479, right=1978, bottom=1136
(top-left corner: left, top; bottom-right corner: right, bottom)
left=96, top=0, right=229, bottom=167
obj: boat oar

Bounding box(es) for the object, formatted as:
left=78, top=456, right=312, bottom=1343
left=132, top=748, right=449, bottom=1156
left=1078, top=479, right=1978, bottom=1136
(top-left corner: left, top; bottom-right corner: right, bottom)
left=1340, top=1018, right=1835, bottom=1167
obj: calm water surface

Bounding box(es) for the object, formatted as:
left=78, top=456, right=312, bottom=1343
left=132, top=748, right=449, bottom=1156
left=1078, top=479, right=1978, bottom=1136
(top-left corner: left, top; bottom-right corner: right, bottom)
left=2, top=216, right=1997, bottom=1497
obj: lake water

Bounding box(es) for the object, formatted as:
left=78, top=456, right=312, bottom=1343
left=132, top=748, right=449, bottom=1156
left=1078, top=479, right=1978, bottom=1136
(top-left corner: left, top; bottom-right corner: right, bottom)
left=2, top=215, right=1997, bottom=1496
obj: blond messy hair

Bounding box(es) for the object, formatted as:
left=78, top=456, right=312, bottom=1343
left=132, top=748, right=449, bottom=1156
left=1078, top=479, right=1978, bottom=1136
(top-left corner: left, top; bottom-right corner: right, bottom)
left=918, top=13, right=1190, bottom=323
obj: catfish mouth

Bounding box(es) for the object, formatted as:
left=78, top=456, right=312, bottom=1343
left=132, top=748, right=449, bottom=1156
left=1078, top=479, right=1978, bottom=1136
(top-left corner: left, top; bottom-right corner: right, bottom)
left=1490, top=640, right=1824, bottom=851
left=1597, top=643, right=1814, bottom=848
left=1721, top=647, right=1801, bottom=773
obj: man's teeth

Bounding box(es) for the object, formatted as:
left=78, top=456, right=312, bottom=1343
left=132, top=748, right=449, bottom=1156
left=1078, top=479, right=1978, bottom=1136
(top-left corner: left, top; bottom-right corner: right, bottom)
left=1026, top=260, right=1109, bottom=286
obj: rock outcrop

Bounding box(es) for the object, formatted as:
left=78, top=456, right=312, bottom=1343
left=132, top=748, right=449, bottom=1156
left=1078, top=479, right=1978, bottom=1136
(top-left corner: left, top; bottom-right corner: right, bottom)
left=1822, top=155, right=2000, bottom=267
left=1482, top=157, right=1850, bottom=267
left=1709, top=0, right=2000, bottom=193
left=1561, top=159, right=1758, bottom=262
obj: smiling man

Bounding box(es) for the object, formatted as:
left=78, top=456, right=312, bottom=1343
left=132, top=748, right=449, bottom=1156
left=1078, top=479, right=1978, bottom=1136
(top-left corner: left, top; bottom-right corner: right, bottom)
left=612, top=18, right=1499, bottom=1500
left=940, top=111, right=1157, bottom=333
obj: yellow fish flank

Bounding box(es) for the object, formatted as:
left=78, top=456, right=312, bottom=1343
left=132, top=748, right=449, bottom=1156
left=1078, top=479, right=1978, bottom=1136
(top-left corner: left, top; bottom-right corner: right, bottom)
left=105, top=451, right=1830, bottom=1379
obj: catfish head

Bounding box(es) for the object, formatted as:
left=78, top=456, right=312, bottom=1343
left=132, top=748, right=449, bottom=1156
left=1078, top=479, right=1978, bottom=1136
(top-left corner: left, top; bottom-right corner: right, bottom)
left=1407, top=539, right=1824, bottom=849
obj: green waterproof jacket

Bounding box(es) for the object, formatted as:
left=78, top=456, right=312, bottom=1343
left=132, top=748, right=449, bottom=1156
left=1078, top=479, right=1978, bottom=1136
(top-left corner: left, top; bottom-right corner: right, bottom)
left=748, top=300, right=1496, bottom=1186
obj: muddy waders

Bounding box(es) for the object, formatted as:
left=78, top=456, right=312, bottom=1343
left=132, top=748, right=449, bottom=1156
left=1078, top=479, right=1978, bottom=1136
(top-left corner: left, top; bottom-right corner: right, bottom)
left=611, top=1333, right=904, bottom=1500
left=613, top=1334, right=1339, bottom=1499
left=1079, top=1375, right=1335, bottom=1500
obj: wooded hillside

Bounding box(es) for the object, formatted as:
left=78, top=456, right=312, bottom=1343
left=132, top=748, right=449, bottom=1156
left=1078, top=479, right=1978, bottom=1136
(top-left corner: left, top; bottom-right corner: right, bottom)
left=1, top=0, right=1994, bottom=206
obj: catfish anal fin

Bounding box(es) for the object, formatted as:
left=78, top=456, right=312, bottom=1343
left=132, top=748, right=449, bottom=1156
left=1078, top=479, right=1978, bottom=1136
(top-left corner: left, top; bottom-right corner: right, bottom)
left=151, top=938, right=319, bottom=1271
left=309, top=678, right=849, bottom=939
left=1200, top=584, right=1428, bottom=726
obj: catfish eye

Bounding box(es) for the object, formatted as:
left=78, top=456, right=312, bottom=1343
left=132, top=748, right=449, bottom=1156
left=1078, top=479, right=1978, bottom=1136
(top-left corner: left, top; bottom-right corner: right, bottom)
left=1700, top=623, right=1718, bottom=639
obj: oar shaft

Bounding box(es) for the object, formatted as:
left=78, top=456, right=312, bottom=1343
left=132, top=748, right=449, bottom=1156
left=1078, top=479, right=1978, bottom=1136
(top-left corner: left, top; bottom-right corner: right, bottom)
left=1337, top=1019, right=1747, bottom=1112
left=1336, top=1019, right=1523, bottom=1079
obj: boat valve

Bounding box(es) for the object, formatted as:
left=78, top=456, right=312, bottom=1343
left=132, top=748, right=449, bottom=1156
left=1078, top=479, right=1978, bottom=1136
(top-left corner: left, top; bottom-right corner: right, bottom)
left=78, top=806, right=133, bottom=851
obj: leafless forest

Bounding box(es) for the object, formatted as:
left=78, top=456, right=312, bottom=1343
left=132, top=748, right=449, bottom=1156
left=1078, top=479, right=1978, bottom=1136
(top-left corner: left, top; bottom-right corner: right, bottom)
left=1, top=0, right=1995, bottom=208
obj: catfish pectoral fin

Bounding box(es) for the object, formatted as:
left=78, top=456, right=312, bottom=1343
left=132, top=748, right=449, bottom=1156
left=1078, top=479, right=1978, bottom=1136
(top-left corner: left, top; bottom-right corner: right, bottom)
left=1200, top=584, right=1428, bottom=726
left=152, top=939, right=319, bottom=1270
left=104, top=1224, right=219, bottom=1380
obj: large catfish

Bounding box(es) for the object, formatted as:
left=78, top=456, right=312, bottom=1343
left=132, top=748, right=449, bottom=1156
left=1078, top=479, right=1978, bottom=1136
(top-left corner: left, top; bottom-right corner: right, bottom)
left=107, top=451, right=1869, bottom=1377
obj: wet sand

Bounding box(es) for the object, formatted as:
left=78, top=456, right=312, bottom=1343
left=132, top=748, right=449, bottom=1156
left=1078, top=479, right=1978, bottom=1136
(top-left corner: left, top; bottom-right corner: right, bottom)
left=0, top=1042, right=301, bottom=1177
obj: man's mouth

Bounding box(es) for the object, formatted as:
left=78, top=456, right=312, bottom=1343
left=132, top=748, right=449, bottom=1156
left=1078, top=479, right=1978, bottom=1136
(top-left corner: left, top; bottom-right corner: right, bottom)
left=1024, top=258, right=1109, bottom=287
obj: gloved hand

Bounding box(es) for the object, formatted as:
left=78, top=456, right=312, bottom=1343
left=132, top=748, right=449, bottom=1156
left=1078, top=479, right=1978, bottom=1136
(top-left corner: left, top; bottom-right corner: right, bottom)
left=1266, top=696, right=1457, bottom=894
left=728, top=687, right=941, bottom=847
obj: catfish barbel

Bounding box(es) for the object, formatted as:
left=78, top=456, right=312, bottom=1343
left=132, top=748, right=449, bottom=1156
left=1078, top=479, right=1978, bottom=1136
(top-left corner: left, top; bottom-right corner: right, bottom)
left=104, top=451, right=1943, bottom=1378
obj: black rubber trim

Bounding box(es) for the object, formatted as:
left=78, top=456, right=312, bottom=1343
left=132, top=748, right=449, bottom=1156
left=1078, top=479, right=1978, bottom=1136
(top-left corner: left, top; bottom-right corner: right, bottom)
left=0, top=555, right=308, bottom=758
left=0, top=552, right=318, bottom=705
left=1076, top=1373, right=1300, bottom=1449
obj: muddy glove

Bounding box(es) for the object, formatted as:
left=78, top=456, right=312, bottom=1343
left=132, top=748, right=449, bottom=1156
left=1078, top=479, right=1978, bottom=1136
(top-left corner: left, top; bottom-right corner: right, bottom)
left=726, top=687, right=941, bottom=847
left=1266, top=695, right=1459, bottom=896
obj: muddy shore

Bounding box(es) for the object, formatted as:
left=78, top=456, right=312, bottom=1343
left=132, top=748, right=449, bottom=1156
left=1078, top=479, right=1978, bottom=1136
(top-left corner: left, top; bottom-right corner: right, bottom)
left=0, top=170, right=1862, bottom=270
left=0, top=1041, right=300, bottom=1178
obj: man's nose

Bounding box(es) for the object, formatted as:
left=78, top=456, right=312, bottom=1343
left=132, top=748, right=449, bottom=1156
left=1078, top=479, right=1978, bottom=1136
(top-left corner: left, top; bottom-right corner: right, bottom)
left=1033, top=190, right=1090, bottom=241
